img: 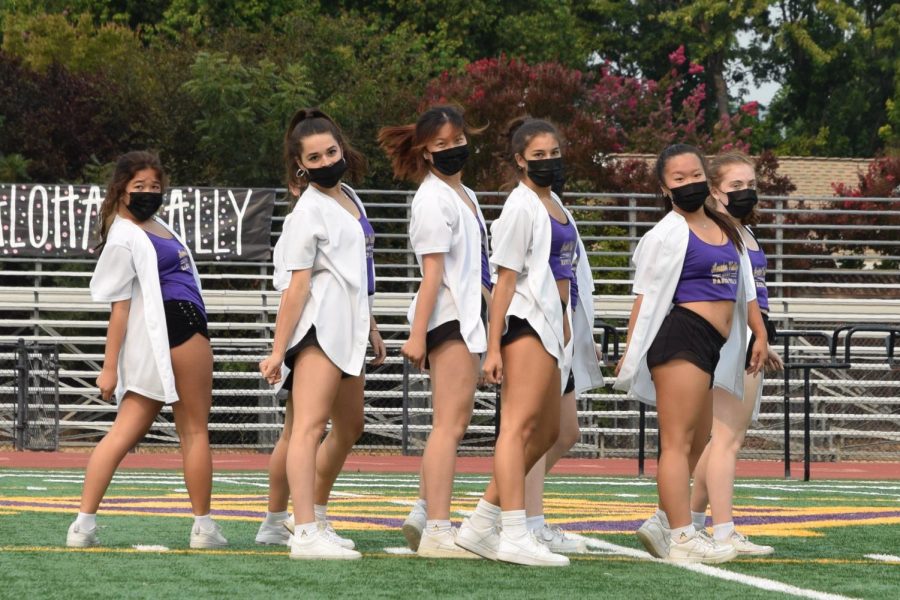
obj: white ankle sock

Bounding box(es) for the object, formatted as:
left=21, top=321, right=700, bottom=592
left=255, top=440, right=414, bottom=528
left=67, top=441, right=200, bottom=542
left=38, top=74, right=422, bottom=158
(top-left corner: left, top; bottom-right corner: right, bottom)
left=426, top=519, right=451, bottom=532
left=470, top=498, right=501, bottom=529
left=75, top=512, right=96, bottom=529
left=194, top=514, right=214, bottom=530
left=526, top=515, right=545, bottom=533
left=501, top=510, right=528, bottom=538
left=313, top=504, right=327, bottom=522
left=655, top=508, right=670, bottom=529
left=414, top=498, right=427, bottom=511
left=691, top=511, right=707, bottom=530
left=265, top=510, right=289, bottom=525
left=670, top=524, right=696, bottom=544
left=713, top=521, right=735, bottom=542
left=295, top=519, right=318, bottom=536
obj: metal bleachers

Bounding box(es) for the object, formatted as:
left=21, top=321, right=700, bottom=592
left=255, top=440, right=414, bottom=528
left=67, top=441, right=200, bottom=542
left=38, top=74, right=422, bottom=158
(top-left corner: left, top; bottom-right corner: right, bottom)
left=1, top=190, right=898, bottom=463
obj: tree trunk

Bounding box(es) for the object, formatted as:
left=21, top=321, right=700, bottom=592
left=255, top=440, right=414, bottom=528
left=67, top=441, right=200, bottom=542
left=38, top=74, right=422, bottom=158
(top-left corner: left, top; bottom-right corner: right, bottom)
left=708, top=51, right=730, bottom=120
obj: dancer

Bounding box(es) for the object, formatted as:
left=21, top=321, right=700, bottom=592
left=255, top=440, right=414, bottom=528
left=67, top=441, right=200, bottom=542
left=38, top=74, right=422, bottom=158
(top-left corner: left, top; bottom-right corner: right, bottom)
left=68, top=151, right=225, bottom=549
left=456, top=117, right=576, bottom=567
left=688, top=150, right=782, bottom=555
left=522, top=167, right=604, bottom=555
left=614, top=144, right=767, bottom=564
left=258, top=109, right=385, bottom=560
left=378, top=105, right=489, bottom=558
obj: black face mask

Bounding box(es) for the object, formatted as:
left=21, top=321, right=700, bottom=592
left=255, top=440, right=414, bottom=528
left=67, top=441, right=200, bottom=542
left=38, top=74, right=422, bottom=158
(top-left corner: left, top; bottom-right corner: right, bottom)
left=550, top=168, right=567, bottom=198
left=306, top=157, right=347, bottom=189
left=430, top=144, right=469, bottom=176
left=127, top=192, right=163, bottom=221
left=669, top=181, right=710, bottom=213
left=724, top=188, right=758, bottom=219
left=526, top=157, right=564, bottom=188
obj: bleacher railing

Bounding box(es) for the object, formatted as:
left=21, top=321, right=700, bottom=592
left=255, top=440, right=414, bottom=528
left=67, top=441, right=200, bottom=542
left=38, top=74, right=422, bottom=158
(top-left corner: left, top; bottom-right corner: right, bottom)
left=1, top=190, right=898, bottom=466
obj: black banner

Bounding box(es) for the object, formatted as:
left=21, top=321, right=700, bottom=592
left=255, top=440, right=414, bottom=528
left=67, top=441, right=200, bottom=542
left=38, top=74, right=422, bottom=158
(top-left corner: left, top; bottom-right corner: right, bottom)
left=0, top=184, right=275, bottom=260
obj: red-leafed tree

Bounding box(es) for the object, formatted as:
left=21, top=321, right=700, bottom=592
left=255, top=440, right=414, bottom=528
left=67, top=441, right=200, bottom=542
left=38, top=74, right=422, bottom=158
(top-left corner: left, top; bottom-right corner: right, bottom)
left=420, top=51, right=758, bottom=194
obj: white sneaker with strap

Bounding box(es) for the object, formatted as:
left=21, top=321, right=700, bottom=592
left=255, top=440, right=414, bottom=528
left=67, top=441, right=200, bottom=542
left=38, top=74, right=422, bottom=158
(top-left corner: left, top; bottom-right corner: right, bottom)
left=536, top=524, right=587, bottom=554
left=722, top=530, right=774, bottom=556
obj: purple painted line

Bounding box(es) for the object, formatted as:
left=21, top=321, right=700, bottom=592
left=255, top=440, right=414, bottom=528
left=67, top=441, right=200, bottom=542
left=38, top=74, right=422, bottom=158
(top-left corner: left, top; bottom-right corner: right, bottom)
left=0, top=500, right=80, bottom=509
left=734, top=511, right=900, bottom=526
left=328, top=515, right=404, bottom=527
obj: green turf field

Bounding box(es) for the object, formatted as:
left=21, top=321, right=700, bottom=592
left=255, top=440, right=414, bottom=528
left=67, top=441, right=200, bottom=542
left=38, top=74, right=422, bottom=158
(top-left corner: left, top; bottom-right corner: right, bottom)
left=0, top=469, right=898, bottom=599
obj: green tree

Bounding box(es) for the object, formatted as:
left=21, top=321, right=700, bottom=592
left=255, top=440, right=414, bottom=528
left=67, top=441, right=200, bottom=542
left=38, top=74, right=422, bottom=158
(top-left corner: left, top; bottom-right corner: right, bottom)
left=181, top=51, right=313, bottom=186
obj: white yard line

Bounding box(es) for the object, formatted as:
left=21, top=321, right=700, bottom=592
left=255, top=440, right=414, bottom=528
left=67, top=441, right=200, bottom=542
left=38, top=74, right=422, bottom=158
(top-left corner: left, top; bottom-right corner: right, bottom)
left=864, top=554, right=900, bottom=563
left=586, top=539, right=858, bottom=600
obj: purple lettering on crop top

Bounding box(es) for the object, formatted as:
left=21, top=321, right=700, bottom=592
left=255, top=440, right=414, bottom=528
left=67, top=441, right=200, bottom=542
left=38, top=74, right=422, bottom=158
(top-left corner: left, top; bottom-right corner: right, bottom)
left=748, top=246, right=769, bottom=311
left=672, top=230, right=739, bottom=304
left=145, top=232, right=205, bottom=317
left=549, top=214, right=578, bottom=308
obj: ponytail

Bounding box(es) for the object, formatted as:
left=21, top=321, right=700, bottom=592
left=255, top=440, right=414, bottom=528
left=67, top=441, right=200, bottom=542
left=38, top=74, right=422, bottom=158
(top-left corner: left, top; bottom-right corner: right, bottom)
left=500, top=116, right=561, bottom=190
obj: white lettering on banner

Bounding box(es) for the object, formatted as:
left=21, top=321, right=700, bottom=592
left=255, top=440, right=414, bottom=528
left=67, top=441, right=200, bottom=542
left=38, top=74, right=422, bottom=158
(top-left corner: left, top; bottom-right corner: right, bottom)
left=165, top=189, right=189, bottom=240
left=193, top=189, right=210, bottom=254
left=51, top=186, right=78, bottom=248
left=1, top=183, right=271, bottom=258
left=28, top=185, right=49, bottom=247
left=212, top=190, right=230, bottom=254
left=227, top=189, right=251, bottom=256
left=81, top=186, right=103, bottom=250
left=8, top=186, right=26, bottom=248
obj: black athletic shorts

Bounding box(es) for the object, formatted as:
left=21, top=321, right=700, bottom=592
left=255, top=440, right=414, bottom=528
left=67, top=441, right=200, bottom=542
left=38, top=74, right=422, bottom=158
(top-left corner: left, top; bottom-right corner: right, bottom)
left=745, top=312, right=775, bottom=369
left=163, top=300, right=209, bottom=349
left=424, top=320, right=465, bottom=369
left=564, top=370, right=575, bottom=394
left=646, top=305, right=726, bottom=388
left=282, top=326, right=356, bottom=392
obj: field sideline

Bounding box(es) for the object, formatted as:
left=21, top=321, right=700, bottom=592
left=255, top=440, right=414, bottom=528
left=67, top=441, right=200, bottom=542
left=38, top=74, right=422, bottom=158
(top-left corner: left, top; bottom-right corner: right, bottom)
left=0, top=457, right=898, bottom=599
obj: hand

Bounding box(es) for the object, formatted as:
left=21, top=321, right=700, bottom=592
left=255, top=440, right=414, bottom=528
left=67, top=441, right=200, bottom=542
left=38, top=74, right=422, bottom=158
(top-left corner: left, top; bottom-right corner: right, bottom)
left=369, top=330, right=387, bottom=366
left=401, top=333, right=427, bottom=371
left=765, top=346, right=784, bottom=373
left=614, top=352, right=627, bottom=377
left=594, top=343, right=604, bottom=365
left=259, top=352, right=285, bottom=385
left=96, top=366, right=118, bottom=401
left=746, top=337, right=767, bottom=376
left=482, top=349, right=503, bottom=384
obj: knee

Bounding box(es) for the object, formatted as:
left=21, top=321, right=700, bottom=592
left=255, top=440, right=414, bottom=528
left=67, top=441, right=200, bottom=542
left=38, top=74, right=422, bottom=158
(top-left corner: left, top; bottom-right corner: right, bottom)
left=556, top=423, right=580, bottom=453
left=293, top=420, right=328, bottom=443
left=432, top=419, right=470, bottom=444
left=333, top=417, right=364, bottom=448
left=711, top=431, right=745, bottom=457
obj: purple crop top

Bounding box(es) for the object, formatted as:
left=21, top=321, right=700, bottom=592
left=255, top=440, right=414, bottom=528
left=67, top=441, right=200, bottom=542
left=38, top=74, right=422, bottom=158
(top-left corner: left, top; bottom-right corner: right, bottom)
left=146, top=232, right=205, bottom=316
left=748, top=245, right=769, bottom=311
left=549, top=214, right=578, bottom=306
left=478, top=219, right=492, bottom=292
left=672, top=230, right=739, bottom=304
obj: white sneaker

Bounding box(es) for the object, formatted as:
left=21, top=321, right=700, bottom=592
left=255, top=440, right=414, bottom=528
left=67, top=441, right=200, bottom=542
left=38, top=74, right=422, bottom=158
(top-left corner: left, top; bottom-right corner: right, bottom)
left=536, top=524, right=587, bottom=554
left=417, top=526, right=481, bottom=559
left=636, top=513, right=669, bottom=558
left=190, top=520, right=228, bottom=549
left=666, top=530, right=737, bottom=564
left=402, top=507, right=426, bottom=551
left=66, top=522, right=99, bottom=548
left=496, top=530, right=570, bottom=567
left=319, top=520, right=355, bottom=550
left=289, top=528, right=361, bottom=560
left=256, top=519, right=291, bottom=546
left=722, top=530, right=774, bottom=556
left=455, top=517, right=500, bottom=560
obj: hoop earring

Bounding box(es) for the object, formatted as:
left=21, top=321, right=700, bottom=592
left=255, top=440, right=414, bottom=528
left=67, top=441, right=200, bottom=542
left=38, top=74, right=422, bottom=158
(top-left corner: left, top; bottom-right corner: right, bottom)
left=296, top=167, right=307, bottom=178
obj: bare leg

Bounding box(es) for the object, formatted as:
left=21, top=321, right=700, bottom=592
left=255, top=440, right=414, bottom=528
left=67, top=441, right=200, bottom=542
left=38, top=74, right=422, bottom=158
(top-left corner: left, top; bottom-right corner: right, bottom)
left=525, top=391, right=578, bottom=517
left=170, top=334, right=214, bottom=515
left=314, top=374, right=365, bottom=505
left=79, top=393, right=162, bottom=513
left=420, top=342, right=478, bottom=520
left=653, top=360, right=713, bottom=529
left=286, top=347, right=342, bottom=524
left=266, top=397, right=293, bottom=513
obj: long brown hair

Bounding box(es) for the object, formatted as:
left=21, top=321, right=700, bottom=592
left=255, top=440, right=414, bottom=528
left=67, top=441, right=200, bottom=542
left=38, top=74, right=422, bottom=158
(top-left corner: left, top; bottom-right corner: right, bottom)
left=97, top=151, right=166, bottom=247
left=283, top=108, right=366, bottom=200
left=378, top=104, right=479, bottom=183
left=708, top=151, right=760, bottom=226
left=654, top=144, right=744, bottom=252
left=501, top=116, right=561, bottom=190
